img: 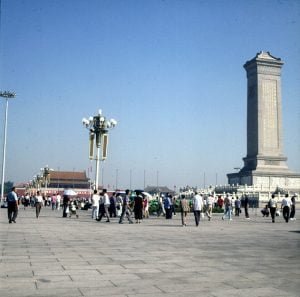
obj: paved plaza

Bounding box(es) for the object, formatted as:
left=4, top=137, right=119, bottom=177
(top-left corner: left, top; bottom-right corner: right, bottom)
left=0, top=206, right=299, bottom=297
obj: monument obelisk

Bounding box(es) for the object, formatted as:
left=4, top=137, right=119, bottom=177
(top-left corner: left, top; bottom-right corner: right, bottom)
left=227, top=52, right=300, bottom=192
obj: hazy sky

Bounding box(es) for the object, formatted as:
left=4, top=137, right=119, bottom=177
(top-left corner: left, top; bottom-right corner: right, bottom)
left=0, top=0, right=300, bottom=190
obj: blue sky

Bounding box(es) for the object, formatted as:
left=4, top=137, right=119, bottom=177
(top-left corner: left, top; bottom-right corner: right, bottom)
left=0, top=0, right=300, bottom=190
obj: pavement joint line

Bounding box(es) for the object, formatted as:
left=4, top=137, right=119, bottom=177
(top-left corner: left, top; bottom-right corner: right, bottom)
left=77, top=288, right=84, bottom=296
left=110, top=280, right=118, bottom=287
left=154, top=284, right=166, bottom=294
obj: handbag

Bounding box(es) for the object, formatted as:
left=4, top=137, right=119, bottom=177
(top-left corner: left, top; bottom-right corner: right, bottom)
left=65, top=206, right=70, bottom=214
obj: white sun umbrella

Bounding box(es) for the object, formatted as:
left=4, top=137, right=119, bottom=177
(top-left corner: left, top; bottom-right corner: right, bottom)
left=142, top=192, right=153, bottom=200
left=63, top=189, right=77, bottom=196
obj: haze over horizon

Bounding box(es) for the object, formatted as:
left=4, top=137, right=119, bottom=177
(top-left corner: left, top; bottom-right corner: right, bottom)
left=1, top=0, right=299, bottom=190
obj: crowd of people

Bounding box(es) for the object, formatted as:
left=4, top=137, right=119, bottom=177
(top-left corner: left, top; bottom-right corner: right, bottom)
left=4, top=186, right=298, bottom=226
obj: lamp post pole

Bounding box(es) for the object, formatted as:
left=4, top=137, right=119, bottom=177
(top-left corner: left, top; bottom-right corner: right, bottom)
left=0, top=91, right=16, bottom=202
left=82, top=109, right=117, bottom=191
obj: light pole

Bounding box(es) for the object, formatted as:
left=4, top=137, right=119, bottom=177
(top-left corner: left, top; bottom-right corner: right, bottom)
left=0, top=91, right=16, bottom=202
left=116, top=168, right=118, bottom=190
left=82, top=109, right=117, bottom=190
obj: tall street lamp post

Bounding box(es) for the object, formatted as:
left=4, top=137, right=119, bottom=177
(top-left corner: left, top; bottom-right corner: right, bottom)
left=0, top=91, right=16, bottom=202
left=82, top=109, right=117, bottom=190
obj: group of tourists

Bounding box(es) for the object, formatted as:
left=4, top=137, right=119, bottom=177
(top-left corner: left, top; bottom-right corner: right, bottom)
left=4, top=187, right=297, bottom=226
left=90, top=189, right=146, bottom=224
left=265, top=193, right=297, bottom=223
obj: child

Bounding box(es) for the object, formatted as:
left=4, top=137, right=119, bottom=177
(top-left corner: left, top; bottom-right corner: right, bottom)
left=69, top=199, right=79, bottom=218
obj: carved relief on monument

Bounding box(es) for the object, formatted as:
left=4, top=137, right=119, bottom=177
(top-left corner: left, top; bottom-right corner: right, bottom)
left=265, top=160, right=280, bottom=166
left=257, top=66, right=281, bottom=76
left=261, top=79, right=279, bottom=151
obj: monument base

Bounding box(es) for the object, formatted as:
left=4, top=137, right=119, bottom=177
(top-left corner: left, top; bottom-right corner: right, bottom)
left=227, top=170, right=300, bottom=193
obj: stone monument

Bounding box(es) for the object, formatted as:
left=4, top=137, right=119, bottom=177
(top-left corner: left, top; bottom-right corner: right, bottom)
left=227, top=51, right=300, bottom=193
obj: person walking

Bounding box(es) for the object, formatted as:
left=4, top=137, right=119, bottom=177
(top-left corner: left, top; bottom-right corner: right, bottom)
left=97, top=189, right=110, bottom=222
left=222, top=194, right=232, bottom=221
left=35, top=191, right=43, bottom=219
left=133, top=191, right=144, bottom=223
left=164, top=194, right=173, bottom=219
left=290, top=195, right=297, bottom=221
left=172, top=196, right=177, bottom=216
left=281, top=194, right=291, bottom=223
left=109, top=192, right=117, bottom=218
left=91, top=190, right=100, bottom=220
left=96, top=193, right=104, bottom=221
left=7, top=187, right=18, bottom=223
left=268, top=194, right=277, bottom=223
left=157, top=195, right=165, bottom=217
left=206, top=194, right=214, bottom=221
left=235, top=196, right=241, bottom=216
left=51, top=193, right=57, bottom=210
left=119, top=189, right=133, bottom=224
left=192, top=192, right=203, bottom=226
left=62, top=194, right=70, bottom=218
left=217, top=195, right=224, bottom=209
left=56, top=192, right=61, bottom=210
left=180, top=195, right=190, bottom=226
left=116, top=193, right=123, bottom=217
left=143, top=196, right=149, bottom=218
left=244, top=195, right=250, bottom=219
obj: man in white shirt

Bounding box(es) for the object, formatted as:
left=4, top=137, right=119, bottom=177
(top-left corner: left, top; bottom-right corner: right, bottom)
left=206, top=194, right=214, bottom=221
left=281, top=194, right=292, bottom=223
left=35, top=191, right=43, bottom=218
left=192, top=192, right=203, bottom=226
left=97, top=189, right=110, bottom=222
left=7, top=187, right=18, bottom=223
left=91, top=190, right=100, bottom=220
left=56, top=192, right=61, bottom=210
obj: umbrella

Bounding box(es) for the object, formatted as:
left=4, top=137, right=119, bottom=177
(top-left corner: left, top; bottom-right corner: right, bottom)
left=142, top=192, right=153, bottom=200
left=63, top=189, right=77, bottom=196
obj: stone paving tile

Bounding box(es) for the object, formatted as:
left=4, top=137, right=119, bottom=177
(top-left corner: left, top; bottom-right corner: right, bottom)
left=126, top=294, right=213, bottom=297
left=0, top=207, right=299, bottom=297
left=36, top=280, right=113, bottom=289
left=33, top=270, right=69, bottom=276
left=210, top=287, right=299, bottom=297
left=79, top=284, right=163, bottom=296
left=70, top=272, right=141, bottom=281
left=0, top=288, right=83, bottom=297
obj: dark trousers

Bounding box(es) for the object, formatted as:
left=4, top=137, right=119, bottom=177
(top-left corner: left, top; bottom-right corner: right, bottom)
left=270, top=207, right=276, bottom=222
left=290, top=205, right=295, bottom=219
left=165, top=208, right=172, bottom=219
left=36, top=202, right=42, bottom=218
left=245, top=206, right=249, bottom=218
left=109, top=205, right=116, bottom=217
left=62, top=203, right=68, bottom=217
left=194, top=210, right=201, bottom=226
left=98, top=205, right=110, bottom=221
left=8, top=202, right=18, bottom=222
left=172, top=205, right=176, bottom=215
left=283, top=206, right=290, bottom=222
